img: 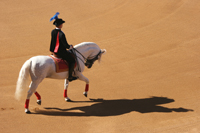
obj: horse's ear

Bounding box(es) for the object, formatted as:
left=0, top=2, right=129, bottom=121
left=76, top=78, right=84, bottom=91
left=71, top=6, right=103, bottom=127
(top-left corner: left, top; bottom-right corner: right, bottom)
left=98, top=49, right=106, bottom=63
left=101, top=49, right=106, bottom=55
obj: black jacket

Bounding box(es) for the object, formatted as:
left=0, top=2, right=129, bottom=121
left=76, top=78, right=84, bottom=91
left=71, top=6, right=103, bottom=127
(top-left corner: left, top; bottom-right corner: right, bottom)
left=50, top=29, right=70, bottom=54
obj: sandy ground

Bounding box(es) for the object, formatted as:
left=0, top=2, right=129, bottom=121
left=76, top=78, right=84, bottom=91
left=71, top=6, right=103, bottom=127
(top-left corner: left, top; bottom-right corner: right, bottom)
left=1, top=0, right=200, bottom=132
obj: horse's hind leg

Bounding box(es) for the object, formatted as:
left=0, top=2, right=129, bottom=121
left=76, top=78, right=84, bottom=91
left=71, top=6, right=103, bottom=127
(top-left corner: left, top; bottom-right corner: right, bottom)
left=25, top=80, right=41, bottom=113
left=34, top=91, right=41, bottom=105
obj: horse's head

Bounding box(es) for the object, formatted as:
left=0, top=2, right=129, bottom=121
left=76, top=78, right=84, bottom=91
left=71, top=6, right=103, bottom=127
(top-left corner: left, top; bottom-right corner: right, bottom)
left=74, top=42, right=106, bottom=68
left=85, top=49, right=106, bottom=68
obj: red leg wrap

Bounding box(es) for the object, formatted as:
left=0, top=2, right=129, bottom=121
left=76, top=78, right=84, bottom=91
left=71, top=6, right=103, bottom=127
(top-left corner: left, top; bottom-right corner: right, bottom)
left=25, top=99, right=30, bottom=109
left=34, top=92, right=41, bottom=100
left=64, top=89, right=67, bottom=98
left=85, top=84, right=89, bottom=92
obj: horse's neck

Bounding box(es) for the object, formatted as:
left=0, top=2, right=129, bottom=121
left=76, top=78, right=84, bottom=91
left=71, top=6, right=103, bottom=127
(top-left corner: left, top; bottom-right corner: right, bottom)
left=74, top=48, right=88, bottom=59
left=75, top=42, right=100, bottom=58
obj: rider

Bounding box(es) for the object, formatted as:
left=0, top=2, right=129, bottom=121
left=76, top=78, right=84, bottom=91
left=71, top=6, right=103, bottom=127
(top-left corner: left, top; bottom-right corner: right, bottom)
left=50, top=17, right=77, bottom=82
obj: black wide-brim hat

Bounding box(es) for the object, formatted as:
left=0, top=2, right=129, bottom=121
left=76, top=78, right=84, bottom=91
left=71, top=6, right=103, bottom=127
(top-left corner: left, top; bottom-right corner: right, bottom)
left=53, top=18, right=65, bottom=26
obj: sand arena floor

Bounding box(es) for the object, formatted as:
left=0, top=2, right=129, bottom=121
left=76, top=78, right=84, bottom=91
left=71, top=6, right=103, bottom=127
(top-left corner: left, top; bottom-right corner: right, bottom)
left=0, top=0, right=200, bottom=132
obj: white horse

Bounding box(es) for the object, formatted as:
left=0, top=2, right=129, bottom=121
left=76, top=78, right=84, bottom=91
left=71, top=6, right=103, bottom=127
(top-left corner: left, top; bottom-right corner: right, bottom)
left=15, top=42, right=106, bottom=113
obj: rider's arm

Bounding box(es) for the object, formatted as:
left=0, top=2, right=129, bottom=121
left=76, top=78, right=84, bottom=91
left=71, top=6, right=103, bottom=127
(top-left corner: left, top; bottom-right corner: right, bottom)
left=60, top=32, right=70, bottom=49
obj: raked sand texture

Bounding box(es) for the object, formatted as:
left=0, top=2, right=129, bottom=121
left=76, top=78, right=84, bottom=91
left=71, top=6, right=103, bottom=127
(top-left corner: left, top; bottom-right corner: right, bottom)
left=0, top=0, right=200, bottom=132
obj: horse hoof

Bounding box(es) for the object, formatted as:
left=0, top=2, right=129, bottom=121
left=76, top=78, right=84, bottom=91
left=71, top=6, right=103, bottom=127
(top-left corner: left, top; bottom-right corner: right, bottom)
left=65, top=98, right=72, bottom=102
left=83, top=92, right=87, bottom=97
left=37, top=100, right=41, bottom=105
left=25, top=109, right=31, bottom=114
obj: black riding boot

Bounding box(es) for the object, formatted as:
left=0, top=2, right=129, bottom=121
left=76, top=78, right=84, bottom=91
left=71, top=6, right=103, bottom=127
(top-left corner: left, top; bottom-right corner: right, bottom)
left=68, top=63, right=77, bottom=82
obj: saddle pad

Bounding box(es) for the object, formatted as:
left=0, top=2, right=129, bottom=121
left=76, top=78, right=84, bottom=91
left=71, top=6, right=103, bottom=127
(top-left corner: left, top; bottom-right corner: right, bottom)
left=49, top=55, right=69, bottom=73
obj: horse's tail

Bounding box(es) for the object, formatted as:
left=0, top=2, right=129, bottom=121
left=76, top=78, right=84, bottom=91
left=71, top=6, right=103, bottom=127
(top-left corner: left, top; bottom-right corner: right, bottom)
left=15, top=59, right=31, bottom=101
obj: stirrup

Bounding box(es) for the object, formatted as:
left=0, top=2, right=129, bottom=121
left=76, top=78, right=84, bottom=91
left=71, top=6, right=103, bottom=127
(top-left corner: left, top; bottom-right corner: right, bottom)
left=68, top=76, right=77, bottom=82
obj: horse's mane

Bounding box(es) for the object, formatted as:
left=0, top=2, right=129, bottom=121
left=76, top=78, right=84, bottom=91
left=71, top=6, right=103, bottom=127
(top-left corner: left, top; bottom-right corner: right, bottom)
left=74, top=42, right=99, bottom=49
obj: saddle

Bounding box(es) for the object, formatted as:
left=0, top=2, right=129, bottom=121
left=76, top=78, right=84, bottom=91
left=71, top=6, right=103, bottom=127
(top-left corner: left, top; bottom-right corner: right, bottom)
left=49, top=53, right=77, bottom=73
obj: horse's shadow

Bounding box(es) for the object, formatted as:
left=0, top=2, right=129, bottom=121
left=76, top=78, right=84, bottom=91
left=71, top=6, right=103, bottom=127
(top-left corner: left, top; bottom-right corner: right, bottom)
left=35, top=96, right=193, bottom=116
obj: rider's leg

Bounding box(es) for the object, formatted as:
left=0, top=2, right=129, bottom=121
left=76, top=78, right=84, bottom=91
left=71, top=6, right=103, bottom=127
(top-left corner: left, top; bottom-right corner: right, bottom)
left=68, top=62, right=77, bottom=81
left=60, top=51, right=77, bottom=82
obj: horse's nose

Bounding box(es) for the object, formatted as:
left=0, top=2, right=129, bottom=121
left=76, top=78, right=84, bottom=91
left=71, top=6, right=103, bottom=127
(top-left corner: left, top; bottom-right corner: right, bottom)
left=88, top=65, right=92, bottom=68
left=86, top=64, right=90, bottom=68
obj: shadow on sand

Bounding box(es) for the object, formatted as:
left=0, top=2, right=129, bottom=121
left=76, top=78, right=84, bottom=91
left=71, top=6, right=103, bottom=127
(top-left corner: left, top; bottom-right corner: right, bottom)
left=34, top=96, right=193, bottom=116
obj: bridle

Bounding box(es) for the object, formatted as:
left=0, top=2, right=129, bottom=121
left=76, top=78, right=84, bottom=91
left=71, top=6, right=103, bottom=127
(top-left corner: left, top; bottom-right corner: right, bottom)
left=71, top=48, right=101, bottom=71
left=85, top=50, right=101, bottom=68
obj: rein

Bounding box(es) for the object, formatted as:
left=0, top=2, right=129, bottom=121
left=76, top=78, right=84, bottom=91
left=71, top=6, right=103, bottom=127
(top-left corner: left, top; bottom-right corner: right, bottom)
left=70, top=48, right=83, bottom=72
left=70, top=48, right=101, bottom=72
left=72, top=48, right=87, bottom=63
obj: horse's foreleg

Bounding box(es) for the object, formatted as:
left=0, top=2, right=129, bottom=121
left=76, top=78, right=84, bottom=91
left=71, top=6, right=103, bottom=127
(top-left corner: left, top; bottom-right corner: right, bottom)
left=83, top=84, right=89, bottom=97
left=64, top=79, right=71, bottom=102
left=76, top=73, right=89, bottom=97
